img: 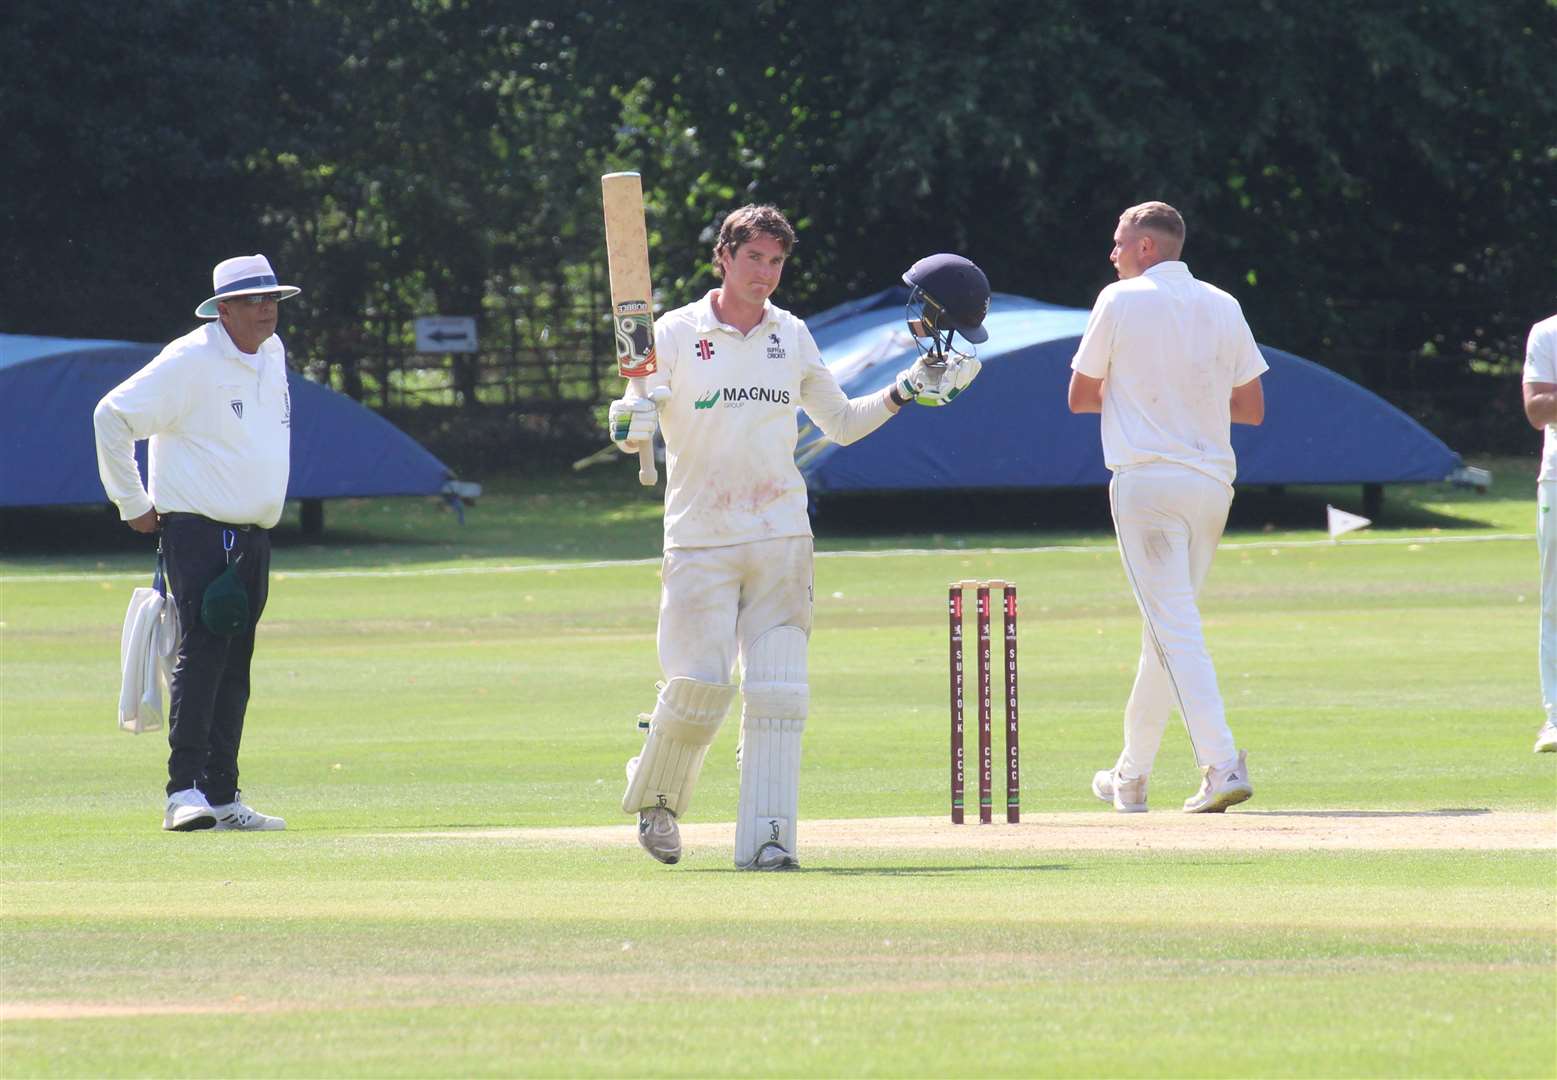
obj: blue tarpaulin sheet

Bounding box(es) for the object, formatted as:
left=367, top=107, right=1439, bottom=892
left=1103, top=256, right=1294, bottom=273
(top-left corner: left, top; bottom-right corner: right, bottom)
left=1, top=334, right=452, bottom=508
left=797, top=289, right=1461, bottom=493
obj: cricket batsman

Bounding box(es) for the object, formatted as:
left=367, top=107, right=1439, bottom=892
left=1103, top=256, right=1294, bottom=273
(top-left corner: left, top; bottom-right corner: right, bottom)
left=609, top=205, right=990, bottom=868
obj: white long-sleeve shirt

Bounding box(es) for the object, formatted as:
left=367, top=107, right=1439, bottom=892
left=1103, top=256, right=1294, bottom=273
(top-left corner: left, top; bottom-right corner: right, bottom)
left=638, top=293, right=892, bottom=549
left=1070, top=261, right=1267, bottom=489
left=93, top=321, right=292, bottom=528
left=1522, top=314, right=1557, bottom=482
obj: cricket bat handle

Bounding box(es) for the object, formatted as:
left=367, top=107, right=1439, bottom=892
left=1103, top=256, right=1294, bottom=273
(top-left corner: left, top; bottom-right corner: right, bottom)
left=632, top=385, right=670, bottom=487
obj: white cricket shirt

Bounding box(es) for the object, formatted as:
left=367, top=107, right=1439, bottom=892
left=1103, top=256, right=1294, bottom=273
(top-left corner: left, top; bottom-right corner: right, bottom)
left=1071, top=261, right=1268, bottom=488
left=1522, top=314, right=1557, bottom=482
left=640, top=292, right=892, bottom=549
left=93, top=321, right=292, bottom=528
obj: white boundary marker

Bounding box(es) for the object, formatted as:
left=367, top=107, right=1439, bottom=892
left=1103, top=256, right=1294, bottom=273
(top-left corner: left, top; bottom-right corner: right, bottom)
left=0, top=532, right=1534, bottom=585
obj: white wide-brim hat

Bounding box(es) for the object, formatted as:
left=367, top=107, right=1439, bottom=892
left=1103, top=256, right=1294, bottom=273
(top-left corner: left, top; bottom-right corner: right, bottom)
left=195, top=254, right=302, bottom=319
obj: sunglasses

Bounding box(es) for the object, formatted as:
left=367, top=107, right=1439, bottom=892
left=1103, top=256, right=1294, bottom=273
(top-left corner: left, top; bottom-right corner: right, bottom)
left=227, top=293, right=284, bottom=306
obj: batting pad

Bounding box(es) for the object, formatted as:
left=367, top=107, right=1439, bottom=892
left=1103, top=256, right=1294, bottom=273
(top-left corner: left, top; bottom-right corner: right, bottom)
left=621, top=676, right=737, bottom=817
left=734, top=626, right=808, bottom=868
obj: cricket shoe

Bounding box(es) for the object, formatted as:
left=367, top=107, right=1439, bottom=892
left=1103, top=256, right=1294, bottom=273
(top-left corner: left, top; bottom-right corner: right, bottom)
left=1183, top=750, right=1253, bottom=813
left=1092, top=768, right=1148, bottom=813
left=210, top=796, right=286, bottom=831
left=637, top=805, right=681, bottom=865
left=1536, top=719, right=1557, bottom=753
left=163, top=788, right=217, bottom=832
left=741, top=841, right=799, bottom=872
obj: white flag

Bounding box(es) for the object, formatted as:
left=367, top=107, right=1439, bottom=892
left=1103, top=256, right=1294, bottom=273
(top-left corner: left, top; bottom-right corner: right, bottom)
left=1326, top=504, right=1372, bottom=541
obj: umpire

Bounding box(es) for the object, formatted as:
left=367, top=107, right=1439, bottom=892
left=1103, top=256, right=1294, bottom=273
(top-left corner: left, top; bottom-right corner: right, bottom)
left=94, top=254, right=298, bottom=832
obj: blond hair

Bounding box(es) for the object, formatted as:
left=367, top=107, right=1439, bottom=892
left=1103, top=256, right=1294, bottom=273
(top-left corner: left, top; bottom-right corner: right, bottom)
left=1120, top=201, right=1186, bottom=258
left=712, top=204, right=796, bottom=278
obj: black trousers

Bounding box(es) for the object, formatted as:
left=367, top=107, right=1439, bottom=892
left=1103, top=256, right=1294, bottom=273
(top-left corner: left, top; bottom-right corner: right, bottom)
left=160, top=515, right=271, bottom=804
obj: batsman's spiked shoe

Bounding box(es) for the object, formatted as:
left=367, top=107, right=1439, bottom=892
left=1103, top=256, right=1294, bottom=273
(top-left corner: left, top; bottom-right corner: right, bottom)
left=637, top=805, right=681, bottom=864
left=210, top=796, right=286, bottom=831
left=745, top=841, right=799, bottom=872
left=1093, top=768, right=1148, bottom=813
left=163, top=788, right=217, bottom=832
left=1183, top=750, right=1253, bottom=813
left=1535, top=719, right=1557, bottom=754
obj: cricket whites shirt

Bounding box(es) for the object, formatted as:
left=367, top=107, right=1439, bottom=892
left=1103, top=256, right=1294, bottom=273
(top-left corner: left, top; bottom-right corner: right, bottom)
left=1071, top=261, right=1267, bottom=489
left=643, top=292, right=891, bottom=550
left=94, top=321, right=292, bottom=528
left=1524, top=314, right=1557, bottom=482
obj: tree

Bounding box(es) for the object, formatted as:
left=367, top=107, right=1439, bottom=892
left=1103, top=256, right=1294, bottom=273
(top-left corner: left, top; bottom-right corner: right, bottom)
left=582, top=0, right=1555, bottom=449
left=5, top=0, right=1551, bottom=453
left=0, top=1, right=322, bottom=342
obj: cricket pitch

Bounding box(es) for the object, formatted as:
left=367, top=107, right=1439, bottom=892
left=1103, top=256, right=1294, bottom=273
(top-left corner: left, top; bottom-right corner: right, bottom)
left=398, top=809, right=1555, bottom=852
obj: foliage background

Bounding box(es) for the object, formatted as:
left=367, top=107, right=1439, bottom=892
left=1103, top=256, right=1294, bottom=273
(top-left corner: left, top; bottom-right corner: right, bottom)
left=4, top=0, right=1554, bottom=461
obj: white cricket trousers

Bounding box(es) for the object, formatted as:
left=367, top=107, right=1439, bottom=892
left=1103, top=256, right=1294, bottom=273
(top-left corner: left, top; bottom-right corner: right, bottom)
left=658, top=536, right=814, bottom=684
left=1109, top=463, right=1238, bottom=776
left=1538, top=481, right=1557, bottom=719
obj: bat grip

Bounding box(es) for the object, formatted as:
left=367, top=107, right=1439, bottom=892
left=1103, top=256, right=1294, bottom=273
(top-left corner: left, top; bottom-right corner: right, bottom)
left=633, top=385, right=669, bottom=486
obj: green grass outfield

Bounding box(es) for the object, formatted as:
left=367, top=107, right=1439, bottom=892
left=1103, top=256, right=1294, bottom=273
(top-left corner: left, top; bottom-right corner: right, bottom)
left=2, top=460, right=1554, bottom=1077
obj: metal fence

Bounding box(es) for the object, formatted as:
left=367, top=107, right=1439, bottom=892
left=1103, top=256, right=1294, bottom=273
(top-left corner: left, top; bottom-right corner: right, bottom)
left=312, top=298, right=618, bottom=415
left=301, top=297, right=1526, bottom=463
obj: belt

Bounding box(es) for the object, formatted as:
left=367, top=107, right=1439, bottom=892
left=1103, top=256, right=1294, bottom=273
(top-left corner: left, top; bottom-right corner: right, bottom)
left=159, top=512, right=255, bottom=532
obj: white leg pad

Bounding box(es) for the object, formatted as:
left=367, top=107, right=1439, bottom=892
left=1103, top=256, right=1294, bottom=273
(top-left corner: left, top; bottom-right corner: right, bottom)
left=622, top=677, right=737, bottom=817
left=734, top=626, right=808, bottom=868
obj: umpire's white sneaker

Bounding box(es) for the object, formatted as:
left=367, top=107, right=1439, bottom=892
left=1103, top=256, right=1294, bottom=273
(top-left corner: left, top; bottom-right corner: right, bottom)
left=1092, top=768, right=1148, bottom=813
left=1535, top=719, right=1557, bottom=754
left=163, top=788, right=217, bottom=832
left=210, top=796, right=286, bottom=831
left=637, top=806, right=681, bottom=864
left=1183, top=750, right=1253, bottom=813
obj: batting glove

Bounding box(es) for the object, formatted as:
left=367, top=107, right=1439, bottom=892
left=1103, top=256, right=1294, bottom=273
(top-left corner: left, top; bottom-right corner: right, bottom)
left=895, top=354, right=982, bottom=407
left=608, top=396, right=660, bottom=452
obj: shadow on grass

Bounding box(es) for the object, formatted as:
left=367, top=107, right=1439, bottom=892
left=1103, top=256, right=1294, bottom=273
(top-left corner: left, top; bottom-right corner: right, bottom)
left=3, top=459, right=1522, bottom=565
left=0, top=464, right=672, bottom=568
left=1239, top=808, right=1490, bottom=818
left=688, top=863, right=1075, bottom=876
left=809, top=483, right=1507, bottom=540
left=0, top=504, right=404, bottom=557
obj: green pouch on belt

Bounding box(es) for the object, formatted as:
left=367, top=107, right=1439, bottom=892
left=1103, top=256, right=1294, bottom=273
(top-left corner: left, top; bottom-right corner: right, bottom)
left=200, top=530, right=250, bottom=637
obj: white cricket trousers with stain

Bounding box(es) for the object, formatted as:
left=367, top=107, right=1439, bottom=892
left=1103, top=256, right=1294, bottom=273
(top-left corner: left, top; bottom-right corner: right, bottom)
left=1109, top=462, right=1238, bottom=777
left=657, top=536, right=814, bottom=686
left=1538, top=481, right=1557, bottom=719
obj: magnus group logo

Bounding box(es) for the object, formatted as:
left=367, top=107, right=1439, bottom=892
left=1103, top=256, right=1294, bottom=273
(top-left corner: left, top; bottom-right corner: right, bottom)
left=692, top=386, right=793, bottom=411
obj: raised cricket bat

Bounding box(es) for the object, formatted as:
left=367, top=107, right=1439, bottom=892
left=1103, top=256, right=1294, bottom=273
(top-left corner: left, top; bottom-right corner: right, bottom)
left=601, top=171, right=662, bottom=485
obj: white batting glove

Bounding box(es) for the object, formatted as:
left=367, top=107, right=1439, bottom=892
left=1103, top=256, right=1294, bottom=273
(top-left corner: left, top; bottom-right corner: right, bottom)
left=894, top=354, right=982, bottom=407
left=608, top=396, right=659, bottom=452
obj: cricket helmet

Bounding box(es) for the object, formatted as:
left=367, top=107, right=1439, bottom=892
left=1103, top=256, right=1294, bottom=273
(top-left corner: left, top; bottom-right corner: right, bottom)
left=902, top=253, right=990, bottom=352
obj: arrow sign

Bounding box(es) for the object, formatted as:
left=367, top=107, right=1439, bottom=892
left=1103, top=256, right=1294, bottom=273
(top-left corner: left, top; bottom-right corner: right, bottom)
left=415, top=316, right=478, bottom=354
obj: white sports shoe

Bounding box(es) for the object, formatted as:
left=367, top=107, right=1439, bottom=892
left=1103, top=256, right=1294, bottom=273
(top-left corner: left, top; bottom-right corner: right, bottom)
left=163, top=788, right=216, bottom=832
left=1092, top=768, right=1148, bottom=813
left=1183, top=750, right=1253, bottom=813
left=1535, top=719, right=1557, bottom=754
left=637, top=805, right=681, bottom=864
left=210, top=796, right=286, bottom=831
left=745, top=841, right=799, bottom=871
